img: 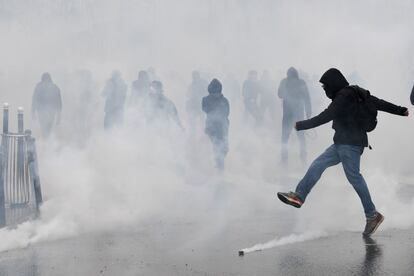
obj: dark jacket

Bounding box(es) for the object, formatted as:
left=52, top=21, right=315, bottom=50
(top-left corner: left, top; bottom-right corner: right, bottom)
left=278, top=67, right=311, bottom=119
left=411, top=85, right=414, bottom=105
left=102, top=76, right=127, bottom=114
left=296, top=69, right=407, bottom=147
left=147, top=93, right=182, bottom=127
left=202, top=82, right=229, bottom=139
left=32, top=77, right=62, bottom=116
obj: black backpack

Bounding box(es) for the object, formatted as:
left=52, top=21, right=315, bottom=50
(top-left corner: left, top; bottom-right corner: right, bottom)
left=349, top=85, right=378, bottom=132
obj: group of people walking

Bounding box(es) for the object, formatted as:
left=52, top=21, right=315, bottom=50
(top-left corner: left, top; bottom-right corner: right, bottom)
left=30, top=67, right=313, bottom=170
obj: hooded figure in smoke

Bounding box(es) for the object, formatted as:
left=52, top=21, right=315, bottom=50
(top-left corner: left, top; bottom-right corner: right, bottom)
left=242, top=70, right=262, bottom=125
left=202, top=79, right=230, bottom=170
left=186, top=71, right=208, bottom=131
left=278, top=68, right=409, bottom=237
left=102, top=71, right=127, bottom=130
left=146, top=80, right=182, bottom=128
left=130, top=70, right=151, bottom=104
left=278, top=67, right=311, bottom=165
left=31, top=72, right=62, bottom=138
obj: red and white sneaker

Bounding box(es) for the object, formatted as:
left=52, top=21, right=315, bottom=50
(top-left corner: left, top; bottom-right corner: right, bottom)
left=277, top=191, right=303, bottom=208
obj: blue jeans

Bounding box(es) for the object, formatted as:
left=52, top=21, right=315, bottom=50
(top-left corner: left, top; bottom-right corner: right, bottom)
left=295, top=144, right=377, bottom=218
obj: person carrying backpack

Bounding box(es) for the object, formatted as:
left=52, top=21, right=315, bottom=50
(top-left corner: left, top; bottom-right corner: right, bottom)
left=277, top=68, right=409, bottom=236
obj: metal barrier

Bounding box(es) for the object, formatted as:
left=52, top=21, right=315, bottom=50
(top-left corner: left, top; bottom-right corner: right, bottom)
left=0, top=103, right=42, bottom=227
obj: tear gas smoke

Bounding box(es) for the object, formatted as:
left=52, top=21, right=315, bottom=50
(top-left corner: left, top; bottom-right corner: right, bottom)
left=0, top=0, right=413, bottom=253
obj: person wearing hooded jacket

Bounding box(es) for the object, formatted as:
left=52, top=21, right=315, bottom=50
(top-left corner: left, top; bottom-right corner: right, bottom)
left=102, top=71, right=127, bottom=130
left=202, top=79, right=230, bottom=170
left=277, top=68, right=409, bottom=237
left=146, top=80, right=183, bottom=128
left=32, top=72, right=62, bottom=138
left=278, top=67, right=311, bottom=164
left=130, top=70, right=151, bottom=105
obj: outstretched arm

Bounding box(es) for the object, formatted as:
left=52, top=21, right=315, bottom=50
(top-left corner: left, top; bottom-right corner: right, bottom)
left=296, top=92, right=348, bottom=130
left=372, top=96, right=408, bottom=116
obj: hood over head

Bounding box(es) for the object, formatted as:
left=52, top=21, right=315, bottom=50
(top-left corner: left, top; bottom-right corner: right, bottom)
left=248, top=70, right=258, bottom=81
left=150, top=80, right=163, bottom=94
left=41, top=72, right=52, bottom=82
left=111, top=70, right=122, bottom=81
left=319, top=68, right=349, bottom=99
left=208, top=78, right=222, bottom=94
left=138, top=70, right=149, bottom=82
left=287, top=67, right=298, bottom=79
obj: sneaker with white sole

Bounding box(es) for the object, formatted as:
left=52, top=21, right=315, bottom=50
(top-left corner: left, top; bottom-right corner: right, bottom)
left=363, top=212, right=384, bottom=237
left=277, top=191, right=303, bottom=208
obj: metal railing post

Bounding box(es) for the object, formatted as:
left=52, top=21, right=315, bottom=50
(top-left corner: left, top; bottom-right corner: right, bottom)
left=0, top=103, right=8, bottom=226
left=18, top=107, right=24, bottom=134
left=2, top=103, right=9, bottom=134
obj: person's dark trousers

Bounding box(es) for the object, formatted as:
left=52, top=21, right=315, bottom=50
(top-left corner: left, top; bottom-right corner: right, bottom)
left=295, top=144, right=377, bottom=218
left=281, top=115, right=307, bottom=164
left=209, top=135, right=228, bottom=170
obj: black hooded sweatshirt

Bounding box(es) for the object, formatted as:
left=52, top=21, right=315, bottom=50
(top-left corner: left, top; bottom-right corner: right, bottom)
left=202, top=79, right=230, bottom=139
left=296, top=68, right=407, bottom=147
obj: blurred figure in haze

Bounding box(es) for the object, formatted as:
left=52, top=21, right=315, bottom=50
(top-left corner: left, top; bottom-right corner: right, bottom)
left=202, top=79, right=230, bottom=170
left=186, top=70, right=208, bottom=132
left=242, top=70, right=262, bottom=125
left=410, top=84, right=414, bottom=105
left=259, top=70, right=277, bottom=124
left=278, top=67, right=311, bottom=165
left=31, top=72, right=62, bottom=138
left=130, top=70, right=151, bottom=104
left=102, top=71, right=127, bottom=130
left=146, top=80, right=183, bottom=128
left=147, top=67, right=158, bottom=82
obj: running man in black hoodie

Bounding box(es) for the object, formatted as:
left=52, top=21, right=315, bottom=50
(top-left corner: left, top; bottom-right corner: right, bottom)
left=277, top=68, right=409, bottom=236
left=202, top=79, right=230, bottom=170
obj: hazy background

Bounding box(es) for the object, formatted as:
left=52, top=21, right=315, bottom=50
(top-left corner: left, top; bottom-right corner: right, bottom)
left=0, top=0, right=413, bottom=252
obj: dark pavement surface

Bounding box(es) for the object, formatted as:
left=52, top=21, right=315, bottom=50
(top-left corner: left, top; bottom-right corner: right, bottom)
left=0, top=212, right=413, bottom=276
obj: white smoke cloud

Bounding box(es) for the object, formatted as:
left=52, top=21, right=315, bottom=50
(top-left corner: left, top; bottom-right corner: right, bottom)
left=0, top=0, right=413, bottom=253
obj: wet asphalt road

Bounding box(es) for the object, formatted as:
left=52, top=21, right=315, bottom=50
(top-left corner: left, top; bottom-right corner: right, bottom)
left=1, top=178, right=414, bottom=275
left=0, top=212, right=413, bottom=276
